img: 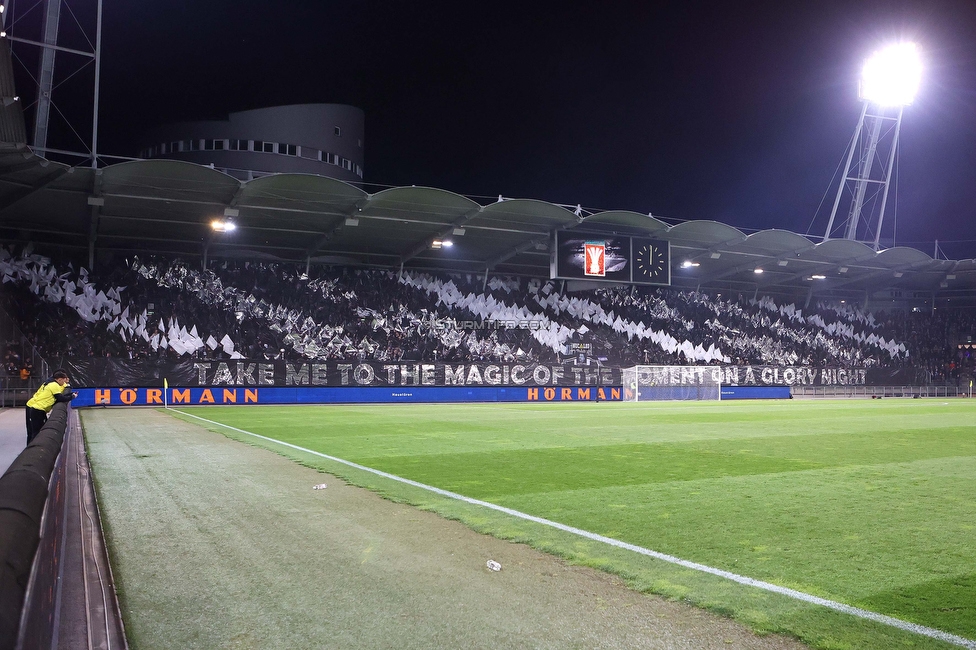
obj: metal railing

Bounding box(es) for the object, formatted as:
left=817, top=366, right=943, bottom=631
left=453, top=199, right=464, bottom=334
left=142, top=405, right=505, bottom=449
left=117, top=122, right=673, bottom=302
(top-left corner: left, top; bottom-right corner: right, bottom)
left=791, top=385, right=970, bottom=399
left=1, top=374, right=46, bottom=408
left=0, top=301, right=51, bottom=407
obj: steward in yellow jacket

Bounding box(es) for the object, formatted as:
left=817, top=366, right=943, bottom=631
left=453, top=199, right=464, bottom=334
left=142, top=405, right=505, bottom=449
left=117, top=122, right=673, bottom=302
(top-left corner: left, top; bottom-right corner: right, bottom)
left=25, top=369, right=76, bottom=444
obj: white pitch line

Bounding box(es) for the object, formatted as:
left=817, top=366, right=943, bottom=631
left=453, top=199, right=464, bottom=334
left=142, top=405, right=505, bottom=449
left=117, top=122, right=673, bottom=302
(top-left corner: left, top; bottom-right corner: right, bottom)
left=170, top=408, right=976, bottom=649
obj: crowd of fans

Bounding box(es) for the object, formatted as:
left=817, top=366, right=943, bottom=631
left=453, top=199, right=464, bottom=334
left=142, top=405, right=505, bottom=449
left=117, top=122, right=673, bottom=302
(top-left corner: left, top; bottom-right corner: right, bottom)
left=2, top=343, right=31, bottom=379
left=2, top=246, right=974, bottom=384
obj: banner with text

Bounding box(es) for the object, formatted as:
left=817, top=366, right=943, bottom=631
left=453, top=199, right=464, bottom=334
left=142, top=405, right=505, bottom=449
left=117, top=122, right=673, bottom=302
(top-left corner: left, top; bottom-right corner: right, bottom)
left=61, top=359, right=619, bottom=388
left=58, top=358, right=910, bottom=388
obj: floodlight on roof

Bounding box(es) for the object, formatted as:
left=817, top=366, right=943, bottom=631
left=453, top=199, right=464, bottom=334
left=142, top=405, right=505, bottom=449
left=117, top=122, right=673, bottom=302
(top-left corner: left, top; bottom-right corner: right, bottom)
left=859, top=42, right=922, bottom=106
left=211, top=219, right=236, bottom=232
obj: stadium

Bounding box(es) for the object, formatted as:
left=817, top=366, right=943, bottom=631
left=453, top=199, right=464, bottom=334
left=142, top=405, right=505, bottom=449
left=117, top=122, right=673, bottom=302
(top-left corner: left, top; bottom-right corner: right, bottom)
left=2, top=4, right=976, bottom=650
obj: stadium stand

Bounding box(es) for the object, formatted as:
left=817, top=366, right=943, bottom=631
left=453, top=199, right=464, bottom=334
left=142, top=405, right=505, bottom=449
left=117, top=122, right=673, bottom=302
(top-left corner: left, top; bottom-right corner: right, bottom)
left=2, top=245, right=973, bottom=385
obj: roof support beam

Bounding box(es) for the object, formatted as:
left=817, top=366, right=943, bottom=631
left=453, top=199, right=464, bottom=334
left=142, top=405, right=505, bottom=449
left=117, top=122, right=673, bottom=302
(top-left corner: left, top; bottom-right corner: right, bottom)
left=0, top=167, right=70, bottom=214
left=87, top=170, right=104, bottom=269
left=226, top=181, right=247, bottom=211
left=673, top=232, right=749, bottom=267
left=304, top=198, right=370, bottom=265
left=486, top=236, right=549, bottom=271
left=757, top=252, right=881, bottom=290
left=813, top=259, right=934, bottom=295
left=483, top=214, right=586, bottom=274
left=697, top=244, right=816, bottom=285
left=398, top=206, right=483, bottom=266
left=0, top=155, right=52, bottom=175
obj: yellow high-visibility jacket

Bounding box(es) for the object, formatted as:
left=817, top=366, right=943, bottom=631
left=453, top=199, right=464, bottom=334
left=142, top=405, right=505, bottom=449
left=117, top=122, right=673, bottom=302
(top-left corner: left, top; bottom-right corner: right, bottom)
left=26, top=380, right=69, bottom=413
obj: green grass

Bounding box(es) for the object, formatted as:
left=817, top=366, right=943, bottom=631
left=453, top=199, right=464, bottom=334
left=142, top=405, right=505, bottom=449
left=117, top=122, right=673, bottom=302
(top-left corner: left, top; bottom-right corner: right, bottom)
left=170, top=399, right=976, bottom=648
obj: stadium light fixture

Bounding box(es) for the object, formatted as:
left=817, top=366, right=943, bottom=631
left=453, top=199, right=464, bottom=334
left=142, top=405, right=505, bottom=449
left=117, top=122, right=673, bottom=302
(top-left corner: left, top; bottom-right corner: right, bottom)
left=681, top=260, right=700, bottom=268
left=859, top=42, right=922, bottom=107
left=754, top=268, right=764, bottom=274
left=431, top=239, right=453, bottom=249
left=211, top=219, right=236, bottom=233
left=812, top=274, right=826, bottom=280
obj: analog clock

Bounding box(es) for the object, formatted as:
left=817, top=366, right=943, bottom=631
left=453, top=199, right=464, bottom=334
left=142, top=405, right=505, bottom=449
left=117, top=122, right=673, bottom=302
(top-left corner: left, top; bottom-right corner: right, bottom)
left=633, top=239, right=670, bottom=284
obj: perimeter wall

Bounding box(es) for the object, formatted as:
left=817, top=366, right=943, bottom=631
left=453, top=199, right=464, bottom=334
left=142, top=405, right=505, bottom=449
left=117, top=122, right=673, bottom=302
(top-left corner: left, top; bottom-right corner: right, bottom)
left=0, top=403, right=68, bottom=650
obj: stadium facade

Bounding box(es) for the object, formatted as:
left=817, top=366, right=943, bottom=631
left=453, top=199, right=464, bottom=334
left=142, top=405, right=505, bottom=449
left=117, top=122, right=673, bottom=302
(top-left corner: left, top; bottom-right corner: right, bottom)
left=137, top=104, right=365, bottom=183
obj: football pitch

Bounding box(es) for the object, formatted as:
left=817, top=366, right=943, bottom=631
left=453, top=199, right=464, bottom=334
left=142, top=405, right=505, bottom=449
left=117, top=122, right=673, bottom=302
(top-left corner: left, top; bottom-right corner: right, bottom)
left=162, top=399, right=976, bottom=648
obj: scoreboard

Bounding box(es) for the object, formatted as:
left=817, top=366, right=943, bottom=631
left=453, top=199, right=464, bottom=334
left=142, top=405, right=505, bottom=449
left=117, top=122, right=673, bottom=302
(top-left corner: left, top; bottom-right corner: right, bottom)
left=550, top=231, right=671, bottom=285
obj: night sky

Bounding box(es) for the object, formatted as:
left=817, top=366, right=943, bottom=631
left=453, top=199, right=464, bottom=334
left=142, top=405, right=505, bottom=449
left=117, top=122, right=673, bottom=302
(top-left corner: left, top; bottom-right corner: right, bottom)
left=14, top=1, right=976, bottom=257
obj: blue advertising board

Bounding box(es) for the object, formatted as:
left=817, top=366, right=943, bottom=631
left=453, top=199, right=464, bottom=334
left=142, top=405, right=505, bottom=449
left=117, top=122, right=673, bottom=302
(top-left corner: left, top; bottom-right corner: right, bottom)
left=720, top=386, right=792, bottom=400
left=72, top=385, right=624, bottom=407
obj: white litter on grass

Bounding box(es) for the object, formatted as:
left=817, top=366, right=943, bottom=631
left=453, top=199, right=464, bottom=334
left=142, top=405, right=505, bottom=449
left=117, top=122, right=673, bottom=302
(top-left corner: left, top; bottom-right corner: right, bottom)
left=486, top=560, right=502, bottom=572
left=313, top=483, right=328, bottom=490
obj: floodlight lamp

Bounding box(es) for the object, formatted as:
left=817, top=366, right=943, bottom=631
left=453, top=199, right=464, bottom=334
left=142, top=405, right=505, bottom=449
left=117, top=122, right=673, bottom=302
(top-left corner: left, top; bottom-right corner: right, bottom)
left=812, top=274, right=826, bottom=280
left=211, top=219, right=236, bottom=233
left=441, top=240, right=454, bottom=248
left=859, top=42, right=922, bottom=106
left=754, top=268, right=764, bottom=274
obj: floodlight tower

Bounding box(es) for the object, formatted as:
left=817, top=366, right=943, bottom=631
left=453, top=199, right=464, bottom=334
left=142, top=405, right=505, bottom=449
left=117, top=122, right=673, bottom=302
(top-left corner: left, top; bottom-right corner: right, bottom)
left=824, top=43, right=922, bottom=250
left=1, top=0, right=104, bottom=167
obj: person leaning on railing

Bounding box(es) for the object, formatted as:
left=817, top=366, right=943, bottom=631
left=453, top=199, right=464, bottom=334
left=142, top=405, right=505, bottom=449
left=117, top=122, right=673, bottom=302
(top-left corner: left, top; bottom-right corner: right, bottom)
left=25, top=369, right=77, bottom=445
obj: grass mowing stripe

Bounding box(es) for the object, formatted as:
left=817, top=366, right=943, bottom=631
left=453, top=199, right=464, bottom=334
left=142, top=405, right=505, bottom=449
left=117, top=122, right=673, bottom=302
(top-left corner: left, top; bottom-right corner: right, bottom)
left=171, top=407, right=976, bottom=650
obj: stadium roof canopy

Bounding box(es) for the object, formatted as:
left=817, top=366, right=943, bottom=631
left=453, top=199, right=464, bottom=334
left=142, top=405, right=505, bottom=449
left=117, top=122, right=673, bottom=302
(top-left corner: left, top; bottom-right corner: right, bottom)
left=2, top=148, right=975, bottom=302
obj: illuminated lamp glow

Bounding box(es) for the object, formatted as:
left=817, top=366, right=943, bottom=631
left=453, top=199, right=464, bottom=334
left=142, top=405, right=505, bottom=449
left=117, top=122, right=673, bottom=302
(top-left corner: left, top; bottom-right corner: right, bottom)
left=812, top=274, right=826, bottom=280
left=754, top=268, right=764, bottom=274
left=211, top=219, right=236, bottom=232
left=681, top=260, right=700, bottom=268
left=859, top=42, right=922, bottom=106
